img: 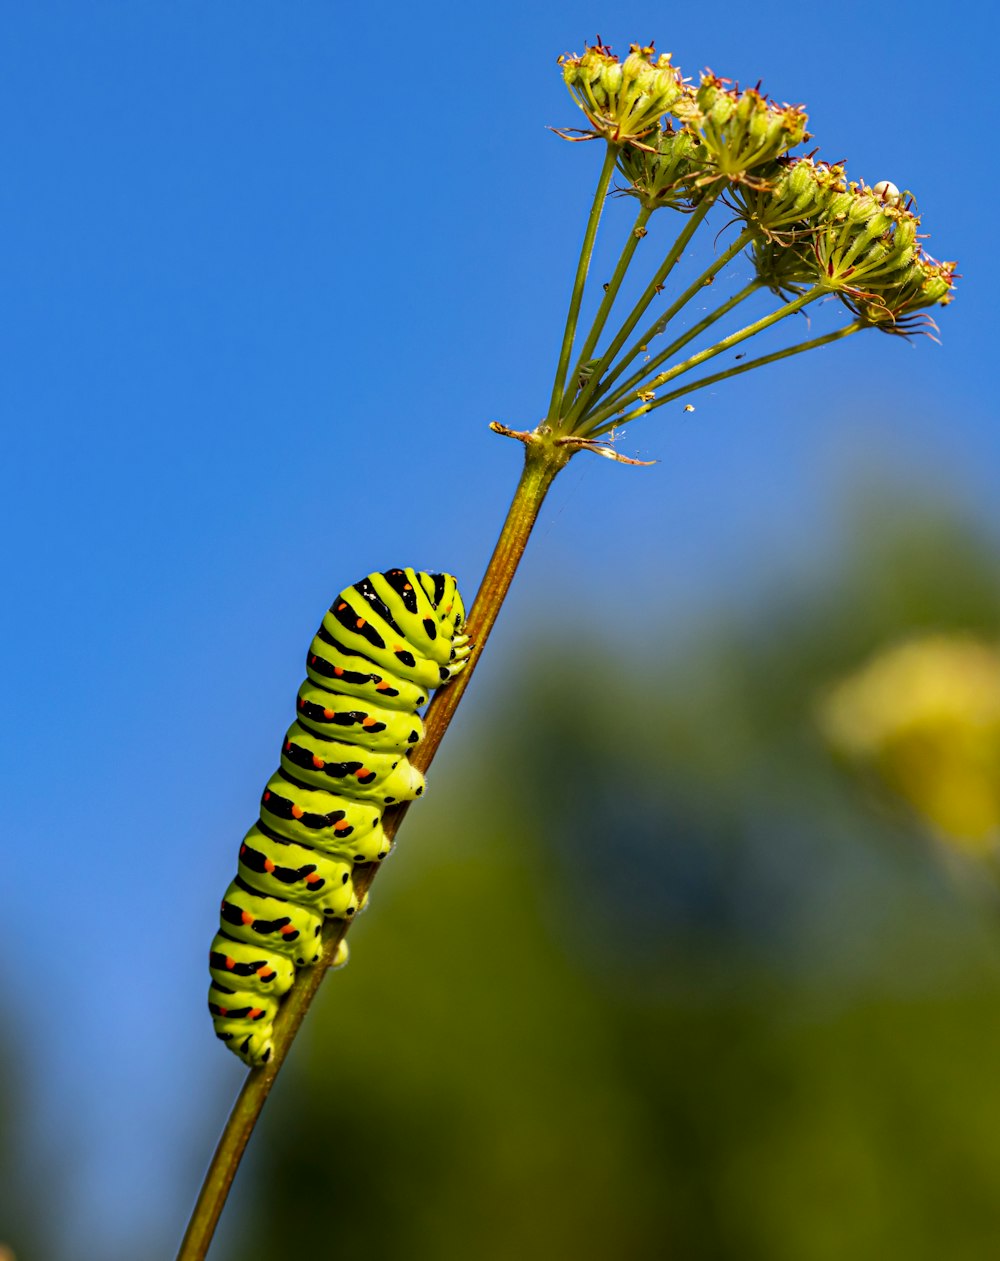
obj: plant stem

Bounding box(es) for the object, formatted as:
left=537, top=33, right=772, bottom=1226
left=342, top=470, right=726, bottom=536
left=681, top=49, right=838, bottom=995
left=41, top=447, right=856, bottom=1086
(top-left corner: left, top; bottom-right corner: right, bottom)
left=581, top=277, right=761, bottom=432
left=561, top=185, right=722, bottom=429
left=565, top=204, right=652, bottom=399
left=176, top=439, right=568, bottom=1261
left=584, top=285, right=825, bottom=432
left=586, top=225, right=756, bottom=411
left=589, top=319, right=862, bottom=435
left=546, top=144, right=619, bottom=423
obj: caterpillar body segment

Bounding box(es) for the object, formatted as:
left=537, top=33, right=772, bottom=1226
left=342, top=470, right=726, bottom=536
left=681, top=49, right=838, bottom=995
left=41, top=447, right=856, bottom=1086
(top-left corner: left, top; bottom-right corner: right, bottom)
left=218, top=880, right=325, bottom=965
left=294, top=681, right=425, bottom=750
left=259, top=773, right=388, bottom=862
left=278, top=721, right=426, bottom=803
left=209, top=568, right=468, bottom=1068
left=209, top=936, right=297, bottom=998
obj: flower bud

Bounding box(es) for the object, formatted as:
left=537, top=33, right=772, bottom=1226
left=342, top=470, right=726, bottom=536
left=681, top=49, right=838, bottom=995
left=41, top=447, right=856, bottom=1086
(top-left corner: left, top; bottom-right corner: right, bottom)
left=731, top=156, right=846, bottom=240
left=814, top=180, right=924, bottom=298
left=617, top=122, right=708, bottom=210
left=841, top=249, right=957, bottom=333
left=559, top=42, right=685, bottom=145
left=693, top=75, right=809, bottom=182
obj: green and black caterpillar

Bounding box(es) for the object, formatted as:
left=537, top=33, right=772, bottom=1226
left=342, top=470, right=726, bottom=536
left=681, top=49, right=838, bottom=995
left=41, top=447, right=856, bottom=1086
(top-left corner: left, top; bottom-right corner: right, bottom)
left=209, top=568, right=470, bottom=1067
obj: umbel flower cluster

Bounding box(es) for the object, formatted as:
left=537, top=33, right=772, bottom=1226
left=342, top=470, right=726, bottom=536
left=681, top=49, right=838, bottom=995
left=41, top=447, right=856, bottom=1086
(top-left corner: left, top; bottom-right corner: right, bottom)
left=525, top=40, right=957, bottom=457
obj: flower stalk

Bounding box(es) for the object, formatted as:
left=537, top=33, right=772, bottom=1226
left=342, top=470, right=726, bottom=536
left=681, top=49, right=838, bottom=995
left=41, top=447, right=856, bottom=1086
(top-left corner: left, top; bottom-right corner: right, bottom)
left=547, top=144, right=619, bottom=421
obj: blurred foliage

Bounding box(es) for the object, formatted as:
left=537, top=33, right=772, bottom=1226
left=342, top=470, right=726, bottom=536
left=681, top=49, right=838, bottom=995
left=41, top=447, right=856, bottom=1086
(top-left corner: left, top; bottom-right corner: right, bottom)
left=221, top=495, right=1000, bottom=1261
left=0, top=1039, right=51, bottom=1260
left=822, top=633, right=1000, bottom=852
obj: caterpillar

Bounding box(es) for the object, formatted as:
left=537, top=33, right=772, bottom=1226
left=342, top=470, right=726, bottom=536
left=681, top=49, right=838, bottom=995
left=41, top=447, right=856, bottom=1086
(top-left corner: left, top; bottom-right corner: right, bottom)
left=208, top=568, right=470, bottom=1068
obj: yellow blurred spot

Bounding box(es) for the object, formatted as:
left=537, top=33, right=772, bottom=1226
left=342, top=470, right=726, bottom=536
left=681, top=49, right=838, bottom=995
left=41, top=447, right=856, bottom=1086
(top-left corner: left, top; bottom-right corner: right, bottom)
left=820, top=634, right=1000, bottom=853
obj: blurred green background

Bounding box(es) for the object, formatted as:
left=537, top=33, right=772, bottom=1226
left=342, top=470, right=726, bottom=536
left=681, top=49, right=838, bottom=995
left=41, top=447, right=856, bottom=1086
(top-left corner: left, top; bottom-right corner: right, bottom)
left=197, top=495, right=1000, bottom=1261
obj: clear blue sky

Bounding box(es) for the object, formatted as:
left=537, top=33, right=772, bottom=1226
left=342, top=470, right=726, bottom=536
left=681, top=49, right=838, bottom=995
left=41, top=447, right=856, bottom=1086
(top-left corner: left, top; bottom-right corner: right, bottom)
left=1, top=2, right=993, bottom=1257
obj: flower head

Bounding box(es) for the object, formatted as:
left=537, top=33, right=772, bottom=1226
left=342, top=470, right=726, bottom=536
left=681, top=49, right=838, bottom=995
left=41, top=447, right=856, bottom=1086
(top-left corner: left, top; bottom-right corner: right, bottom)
left=559, top=42, right=686, bottom=145
left=733, top=156, right=846, bottom=240
left=690, top=74, right=809, bottom=184
left=842, top=249, right=957, bottom=335
left=808, top=179, right=956, bottom=331
left=616, top=121, right=707, bottom=210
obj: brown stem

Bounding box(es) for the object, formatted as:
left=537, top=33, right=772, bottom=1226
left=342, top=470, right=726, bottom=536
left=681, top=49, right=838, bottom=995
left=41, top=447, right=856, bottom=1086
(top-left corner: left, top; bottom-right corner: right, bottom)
left=176, top=439, right=566, bottom=1261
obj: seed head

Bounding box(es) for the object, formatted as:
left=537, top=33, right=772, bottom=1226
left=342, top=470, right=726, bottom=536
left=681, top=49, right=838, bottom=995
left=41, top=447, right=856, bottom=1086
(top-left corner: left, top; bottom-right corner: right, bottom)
left=559, top=42, right=686, bottom=145
left=844, top=250, right=958, bottom=335
left=733, top=155, right=846, bottom=241
left=616, top=121, right=707, bottom=210
left=690, top=74, right=809, bottom=184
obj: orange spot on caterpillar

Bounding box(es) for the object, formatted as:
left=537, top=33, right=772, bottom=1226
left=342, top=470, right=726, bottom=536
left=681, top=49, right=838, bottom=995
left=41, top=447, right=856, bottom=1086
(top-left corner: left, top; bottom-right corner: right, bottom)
left=240, top=844, right=247, bottom=856
left=312, top=755, right=325, bottom=769
left=375, top=680, right=390, bottom=691
left=263, top=791, right=271, bottom=801
left=337, top=602, right=346, bottom=611
left=291, top=804, right=304, bottom=818
left=284, top=740, right=291, bottom=751
left=334, top=820, right=350, bottom=832
left=356, top=617, right=366, bottom=629
left=225, top=956, right=235, bottom=969
left=279, top=924, right=294, bottom=936
left=264, top=858, right=275, bottom=873
left=248, top=1008, right=264, bottom=1019
left=355, top=767, right=370, bottom=779
left=217, top=1006, right=228, bottom=1016
left=256, top=966, right=273, bottom=979
left=323, top=708, right=335, bottom=719
left=403, top=583, right=411, bottom=590
left=334, top=666, right=344, bottom=677
left=362, top=717, right=376, bottom=727
left=305, top=872, right=320, bottom=884
left=241, top=911, right=254, bottom=926
left=310, top=655, right=317, bottom=664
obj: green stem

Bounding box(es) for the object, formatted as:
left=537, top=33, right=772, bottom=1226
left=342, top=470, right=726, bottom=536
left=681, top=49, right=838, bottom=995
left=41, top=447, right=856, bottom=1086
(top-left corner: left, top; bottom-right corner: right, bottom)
left=586, top=225, right=756, bottom=412
left=546, top=145, right=619, bottom=423
left=589, top=319, right=862, bottom=435
left=581, top=277, right=761, bottom=433
left=561, top=184, right=723, bottom=430
left=565, top=204, right=652, bottom=403
left=175, top=439, right=568, bottom=1261
left=585, top=285, right=825, bottom=432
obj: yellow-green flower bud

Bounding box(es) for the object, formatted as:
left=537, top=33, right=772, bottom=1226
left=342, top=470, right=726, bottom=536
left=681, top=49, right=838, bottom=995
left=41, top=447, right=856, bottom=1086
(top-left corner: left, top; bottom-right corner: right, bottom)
left=814, top=180, right=922, bottom=296
left=844, top=250, right=957, bottom=334
left=731, top=156, right=846, bottom=240
left=559, top=42, right=685, bottom=144
left=750, top=236, right=819, bottom=296
left=616, top=122, right=708, bottom=210
left=693, top=74, right=809, bottom=182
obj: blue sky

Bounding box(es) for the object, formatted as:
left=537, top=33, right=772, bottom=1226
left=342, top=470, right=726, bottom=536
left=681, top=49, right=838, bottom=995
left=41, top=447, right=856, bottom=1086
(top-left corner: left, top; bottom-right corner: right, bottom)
left=1, top=2, right=994, bottom=1257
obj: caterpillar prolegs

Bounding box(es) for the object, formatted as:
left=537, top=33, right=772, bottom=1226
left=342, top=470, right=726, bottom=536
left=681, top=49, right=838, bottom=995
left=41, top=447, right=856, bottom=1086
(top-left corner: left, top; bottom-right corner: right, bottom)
left=209, top=568, right=470, bottom=1067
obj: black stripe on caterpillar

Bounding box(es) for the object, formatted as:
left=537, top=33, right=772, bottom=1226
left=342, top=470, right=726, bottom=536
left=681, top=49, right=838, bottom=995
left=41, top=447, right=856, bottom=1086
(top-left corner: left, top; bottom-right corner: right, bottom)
left=209, top=568, right=470, bottom=1067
